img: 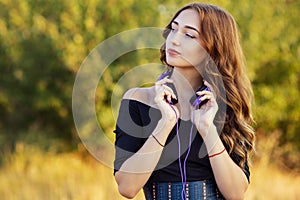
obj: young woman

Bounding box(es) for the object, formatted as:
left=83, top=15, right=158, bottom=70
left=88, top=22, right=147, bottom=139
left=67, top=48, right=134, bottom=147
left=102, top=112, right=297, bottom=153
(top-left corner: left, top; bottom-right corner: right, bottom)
left=113, top=3, right=255, bottom=200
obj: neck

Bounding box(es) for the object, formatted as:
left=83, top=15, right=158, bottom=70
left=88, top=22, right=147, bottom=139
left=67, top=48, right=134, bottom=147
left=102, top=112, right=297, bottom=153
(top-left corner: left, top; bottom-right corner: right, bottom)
left=171, top=67, right=203, bottom=95
left=168, top=67, right=203, bottom=120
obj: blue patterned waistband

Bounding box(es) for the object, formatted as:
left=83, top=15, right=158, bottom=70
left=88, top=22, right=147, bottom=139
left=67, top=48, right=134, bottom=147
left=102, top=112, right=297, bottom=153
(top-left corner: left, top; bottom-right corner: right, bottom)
left=143, top=180, right=224, bottom=200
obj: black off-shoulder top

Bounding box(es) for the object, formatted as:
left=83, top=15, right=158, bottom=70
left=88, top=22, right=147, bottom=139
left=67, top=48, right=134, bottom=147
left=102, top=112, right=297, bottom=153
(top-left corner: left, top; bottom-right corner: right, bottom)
left=114, top=99, right=250, bottom=183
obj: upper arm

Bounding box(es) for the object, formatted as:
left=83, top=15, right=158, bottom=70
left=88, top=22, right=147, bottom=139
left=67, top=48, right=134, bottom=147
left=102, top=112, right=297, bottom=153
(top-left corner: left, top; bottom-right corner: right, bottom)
left=114, top=89, right=150, bottom=173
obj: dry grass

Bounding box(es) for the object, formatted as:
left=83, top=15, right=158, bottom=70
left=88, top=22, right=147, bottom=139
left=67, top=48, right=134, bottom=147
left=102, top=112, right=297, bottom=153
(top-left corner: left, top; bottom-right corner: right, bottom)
left=0, top=143, right=143, bottom=200
left=245, top=161, right=300, bottom=200
left=0, top=139, right=299, bottom=200
left=245, top=130, right=300, bottom=200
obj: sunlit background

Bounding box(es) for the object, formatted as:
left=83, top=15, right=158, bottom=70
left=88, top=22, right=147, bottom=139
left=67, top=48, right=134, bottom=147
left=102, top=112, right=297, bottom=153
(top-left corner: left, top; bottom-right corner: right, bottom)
left=0, top=0, right=299, bottom=199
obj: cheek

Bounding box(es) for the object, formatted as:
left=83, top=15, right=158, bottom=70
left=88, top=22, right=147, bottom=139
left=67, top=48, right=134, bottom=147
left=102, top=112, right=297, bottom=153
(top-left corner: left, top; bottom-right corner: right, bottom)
left=165, top=36, right=172, bottom=49
left=182, top=44, right=202, bottom=57
left=183, top=46, right=207, bottom=64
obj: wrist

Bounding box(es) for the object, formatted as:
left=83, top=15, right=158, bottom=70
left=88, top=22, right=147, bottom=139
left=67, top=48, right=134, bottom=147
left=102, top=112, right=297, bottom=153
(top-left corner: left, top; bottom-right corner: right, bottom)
left=157, top=102, right=179, bottom=124
left=203, top=125, right=222, bottom=154
left=153, top=118, right=176, bottom=142
left=208, top=147, right=226, bottom=158
left=161, top=115, right=177, bottom=125
left=195, top=120, right=215, bottom=138
left=151, top=134, right=165, bottom=148
left=153, top=105, right=178, bottom=147
left=199, top=123, right=217, bottom=140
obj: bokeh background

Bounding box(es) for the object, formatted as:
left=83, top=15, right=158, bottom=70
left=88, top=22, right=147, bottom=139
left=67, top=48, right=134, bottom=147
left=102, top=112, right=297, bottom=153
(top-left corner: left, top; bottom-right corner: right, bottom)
left=0, top=0, right=299, bottom=199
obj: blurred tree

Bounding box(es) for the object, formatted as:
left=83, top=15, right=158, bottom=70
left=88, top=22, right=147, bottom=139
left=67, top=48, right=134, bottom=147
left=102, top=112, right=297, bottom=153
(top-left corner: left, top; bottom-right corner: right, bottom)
left=225, top=0, right=300, bottom=168
left=0, top=0, right=299, bottom=170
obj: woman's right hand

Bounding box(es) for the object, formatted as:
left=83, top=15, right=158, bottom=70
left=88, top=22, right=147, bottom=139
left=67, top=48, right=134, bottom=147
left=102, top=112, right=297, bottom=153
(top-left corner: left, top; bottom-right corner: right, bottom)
left=154, top=77, right=179, bottom=124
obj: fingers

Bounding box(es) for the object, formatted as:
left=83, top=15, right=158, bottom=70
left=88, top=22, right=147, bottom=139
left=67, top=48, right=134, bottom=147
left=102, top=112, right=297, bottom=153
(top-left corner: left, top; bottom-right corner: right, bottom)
left=162, top=84, right=177, bottom=102
left=155, top=77, right=177, bottom=104
left=195, top=91, right=214, bottom=105
left=155, top=86, right=173, bottom=104
left=203, top=80, right=212, bottom=88
left=195, top=81, right=216, bottom=104
left=203, top=80, right=217, bottom=97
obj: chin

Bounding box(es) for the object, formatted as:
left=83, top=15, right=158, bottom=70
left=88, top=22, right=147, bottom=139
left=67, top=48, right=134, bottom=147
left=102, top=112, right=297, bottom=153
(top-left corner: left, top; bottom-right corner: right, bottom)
left=167, top=56, right=194, bottom=66
left=166, top=58, right=182, bottom=67
left=166, top=61, right=192, bottom=68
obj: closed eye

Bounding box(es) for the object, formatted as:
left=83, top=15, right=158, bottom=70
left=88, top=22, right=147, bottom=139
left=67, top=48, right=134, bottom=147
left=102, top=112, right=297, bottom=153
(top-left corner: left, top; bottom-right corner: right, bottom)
left=170, top=26, right=177, bottom=32
left=185, top=33, right=196, bottom=39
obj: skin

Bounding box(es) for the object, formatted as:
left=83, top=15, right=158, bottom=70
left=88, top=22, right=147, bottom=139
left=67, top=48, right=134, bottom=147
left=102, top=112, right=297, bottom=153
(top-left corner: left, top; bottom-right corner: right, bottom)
left=115, top=9, right=249, bottom=200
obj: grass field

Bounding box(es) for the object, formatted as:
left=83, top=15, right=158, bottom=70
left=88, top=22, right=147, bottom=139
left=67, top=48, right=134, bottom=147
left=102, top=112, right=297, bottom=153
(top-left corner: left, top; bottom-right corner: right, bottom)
left=0, top=141, right=299, bottom=200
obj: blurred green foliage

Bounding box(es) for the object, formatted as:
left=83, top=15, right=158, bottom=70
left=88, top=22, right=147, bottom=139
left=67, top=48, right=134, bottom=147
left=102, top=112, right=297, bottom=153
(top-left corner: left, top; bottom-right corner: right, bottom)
left=0, top=0, right=299, bottom=168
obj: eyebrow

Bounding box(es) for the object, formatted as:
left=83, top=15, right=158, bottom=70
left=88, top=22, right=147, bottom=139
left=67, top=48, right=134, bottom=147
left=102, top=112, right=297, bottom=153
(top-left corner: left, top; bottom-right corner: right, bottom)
left=172, top=21, right=200, bottom=34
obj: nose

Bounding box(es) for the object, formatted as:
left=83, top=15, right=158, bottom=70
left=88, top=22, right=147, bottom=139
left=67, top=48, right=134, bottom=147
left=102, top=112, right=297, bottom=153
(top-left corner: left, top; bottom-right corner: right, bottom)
left=170, top=31, right=181, bottom=46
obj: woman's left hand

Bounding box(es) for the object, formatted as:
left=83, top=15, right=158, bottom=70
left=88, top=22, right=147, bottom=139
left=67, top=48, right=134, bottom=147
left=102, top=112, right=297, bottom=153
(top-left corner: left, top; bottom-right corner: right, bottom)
left=191, top=81, right=219, bottom=139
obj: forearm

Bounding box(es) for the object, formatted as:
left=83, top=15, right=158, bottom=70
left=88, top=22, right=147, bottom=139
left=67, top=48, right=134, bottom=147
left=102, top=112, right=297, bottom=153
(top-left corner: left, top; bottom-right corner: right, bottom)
left=115, top=119, right=174, bottom=198
left=204, top=125, right=249, bottom=200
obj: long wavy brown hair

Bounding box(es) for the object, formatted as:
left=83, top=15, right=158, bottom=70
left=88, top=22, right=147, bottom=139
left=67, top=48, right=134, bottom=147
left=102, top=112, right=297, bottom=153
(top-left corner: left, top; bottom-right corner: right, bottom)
left=160, top=3, right=255, bottom=170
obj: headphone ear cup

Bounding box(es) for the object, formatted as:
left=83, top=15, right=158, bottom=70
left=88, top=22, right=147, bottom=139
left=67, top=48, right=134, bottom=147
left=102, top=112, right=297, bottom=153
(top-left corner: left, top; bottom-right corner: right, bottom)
left=190, top=85, right=209, bottom=108
left=157, top=71, right=172, bottom=81
left=189, top=93, right=198, bottom=107
left=193, top=96, right=209, bottom=108
left=157, top=71, right=178, bottom=105
left=165, top=82, right=178, bottom=105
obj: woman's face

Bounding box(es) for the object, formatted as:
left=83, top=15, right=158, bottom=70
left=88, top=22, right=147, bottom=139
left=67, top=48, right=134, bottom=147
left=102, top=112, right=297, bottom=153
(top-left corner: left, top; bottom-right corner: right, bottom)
left=166, top=9, right=207, bottom=68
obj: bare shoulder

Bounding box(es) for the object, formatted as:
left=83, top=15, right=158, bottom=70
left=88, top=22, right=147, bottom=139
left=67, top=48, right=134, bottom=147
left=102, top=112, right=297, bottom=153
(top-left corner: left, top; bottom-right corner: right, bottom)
left=123, top=86, right=155, bottom=106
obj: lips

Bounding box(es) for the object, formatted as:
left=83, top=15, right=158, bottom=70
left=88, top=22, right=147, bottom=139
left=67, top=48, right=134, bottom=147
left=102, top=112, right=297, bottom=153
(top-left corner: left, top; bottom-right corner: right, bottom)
left=167, top=48, right=180, bottom=56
